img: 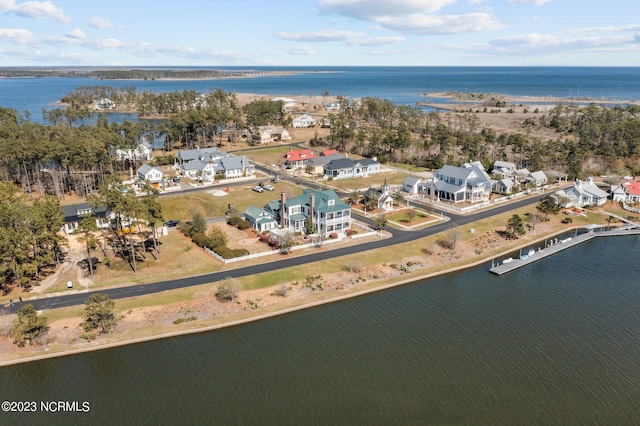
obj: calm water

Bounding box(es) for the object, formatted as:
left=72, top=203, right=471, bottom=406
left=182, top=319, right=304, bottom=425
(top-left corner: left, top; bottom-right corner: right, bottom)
left=1, top=236, right=640, bottom=425
left=1, top=67, right=639, bottom=122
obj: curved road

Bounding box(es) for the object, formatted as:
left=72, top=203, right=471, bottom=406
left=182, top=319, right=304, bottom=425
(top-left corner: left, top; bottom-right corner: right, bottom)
left=3, top=190, right=547, bottom=314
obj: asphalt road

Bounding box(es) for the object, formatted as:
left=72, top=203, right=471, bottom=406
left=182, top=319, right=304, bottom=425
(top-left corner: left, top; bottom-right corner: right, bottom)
left=2, top=191, right=546, bottom=315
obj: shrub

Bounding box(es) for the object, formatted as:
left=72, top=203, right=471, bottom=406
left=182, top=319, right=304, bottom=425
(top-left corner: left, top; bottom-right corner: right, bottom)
left=562, top=217, right=573, bottom=224
left=191, top=232, right=209, bottom=247
left=329, top=232, right=338, bottom=239
left=344, top=228, right=355, bottom=237
left=213, top=246, right=235, bottom=259
left=237, top=219, right=251, bottom=230
left=271, top=284, right=290, bottom=297
left=216, top=278, right=242, bottom=302
left=227, top=216, right=241, bottom=226
left=233, top=248, right=250, bottom=257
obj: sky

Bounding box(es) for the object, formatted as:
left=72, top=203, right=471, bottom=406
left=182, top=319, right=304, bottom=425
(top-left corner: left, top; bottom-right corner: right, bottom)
left=0, top=0, right=639, bottom=67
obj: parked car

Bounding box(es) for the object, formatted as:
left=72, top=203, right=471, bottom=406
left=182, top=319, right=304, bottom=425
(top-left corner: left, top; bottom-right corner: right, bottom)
left=252, top=186, right=264, bottom=193
left=262, top=184, right=275, bottom=191
left=164, top=219, right=180, bottom=227
left=172, top=176, right=180, bottom=183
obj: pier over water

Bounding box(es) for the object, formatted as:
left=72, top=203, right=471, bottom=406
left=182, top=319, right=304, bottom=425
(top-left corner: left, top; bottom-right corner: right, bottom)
left=490, top=227, right=640, bottom=275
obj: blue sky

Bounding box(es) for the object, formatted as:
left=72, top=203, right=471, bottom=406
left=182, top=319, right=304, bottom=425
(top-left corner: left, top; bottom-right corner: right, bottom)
left=1, top=0, right=639, bottom=66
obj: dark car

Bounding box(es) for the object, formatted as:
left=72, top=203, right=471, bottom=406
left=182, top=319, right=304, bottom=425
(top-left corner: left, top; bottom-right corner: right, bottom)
left=164, top=220, right=180, bottom=227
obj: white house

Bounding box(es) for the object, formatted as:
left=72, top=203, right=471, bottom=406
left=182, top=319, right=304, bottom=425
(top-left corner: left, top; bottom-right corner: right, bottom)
left=292, top=114, right=317, bottom=128
left=323, top=158, right=380, bottom=180
left=95, top=98, right=115, bottom=110
left=115, top=141, right=153, bottom=162
left=610, top=180, right=640, bottom=203
left=271, top=97, right=296, bottom=110
left=527, top=170, right=548, bottom=187
left=402, top=176, right=422, bottom=194
left=250, top=126, right=291, bottom=144
left=554, top=177, right=608, bottom=208
left=426, top=163, right=492, bottom=203
left=61, top=203, right=111, bottom=235
left=137, top=164, right=163, bottom=187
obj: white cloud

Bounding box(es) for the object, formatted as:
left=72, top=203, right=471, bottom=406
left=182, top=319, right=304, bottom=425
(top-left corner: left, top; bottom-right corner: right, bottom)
left=347, top=36, right=405, bottom=46
left=0, top=0, right=70, bottom=22
left=462, top=33, right=640, bottom=57
left=282, top=45, right=316, bottom=55
left=379, top=13, right=503, bottom=34
left=275, top=29, right=366, bottom=42
left=66, top=28, right=85, bottom=39
left=569, top=24, right=640, bottom=34
left=507, top=0, right=553, bottom=5
left=89, top=16, right=115, bottom=30
left=0, top=28, right=36, bottom=44
left=318, top=0, right=502, bottom=35
left=318, top=0, right=456, bottom=19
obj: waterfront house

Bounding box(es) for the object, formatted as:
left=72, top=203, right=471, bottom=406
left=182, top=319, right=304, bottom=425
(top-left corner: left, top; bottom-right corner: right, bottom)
left=248, top=189, right=351, bottom=237
left=243, top=206, right=279, bottom=233
left=292, top=114, right=317, bottom=128
left=426, top=162, right=491, bottom=203
left=95, top=98, right=115, bottom=110
left=137, top=164, right=163, bottom=187
left=610, top=180, right=640, bottom=203
left=323, top=157, right=380, bottom=180
left=554, top=177, right=608, bottom=208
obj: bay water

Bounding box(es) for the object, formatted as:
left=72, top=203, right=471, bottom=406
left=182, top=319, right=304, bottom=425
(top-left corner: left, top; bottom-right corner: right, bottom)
left=1, top=236, right=639, bottom=424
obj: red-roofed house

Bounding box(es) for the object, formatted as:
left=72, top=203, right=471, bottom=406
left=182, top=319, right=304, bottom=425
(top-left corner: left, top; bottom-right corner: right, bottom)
left=613, top=180, right=640, bottom=203
left=282, top=149, right=317, bottom=170
left=321, top=149, right=339, bottom=157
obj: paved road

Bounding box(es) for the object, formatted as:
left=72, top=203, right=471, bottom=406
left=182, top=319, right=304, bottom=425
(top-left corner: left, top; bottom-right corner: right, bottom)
left=2, top=191, right=547, bottom=315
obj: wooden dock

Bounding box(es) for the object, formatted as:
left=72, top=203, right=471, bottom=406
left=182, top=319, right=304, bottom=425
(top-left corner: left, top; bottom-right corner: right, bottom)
left=489, top=228, right=640, bottom=275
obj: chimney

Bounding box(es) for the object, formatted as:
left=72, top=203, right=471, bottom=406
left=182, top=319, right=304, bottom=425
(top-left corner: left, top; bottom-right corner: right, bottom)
left=309, top=193, right=315, bottom=229
left=280, top=191, right=286, bottom=228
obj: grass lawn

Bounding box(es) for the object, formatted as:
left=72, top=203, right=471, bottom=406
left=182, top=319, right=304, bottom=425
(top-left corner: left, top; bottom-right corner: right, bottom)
left=386, top=209, right=438, bottom=226
left=325, top=170, right=410, bottom=192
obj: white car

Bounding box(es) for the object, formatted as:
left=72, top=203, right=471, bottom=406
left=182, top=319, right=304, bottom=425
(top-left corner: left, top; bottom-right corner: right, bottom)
left=252, top=186, right=264, bottom=193
left=262, top=184, right=275, bottom=191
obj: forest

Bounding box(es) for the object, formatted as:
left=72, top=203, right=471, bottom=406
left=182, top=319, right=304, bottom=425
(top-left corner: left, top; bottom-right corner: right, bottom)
left=2, top=86, right=640, bottom=291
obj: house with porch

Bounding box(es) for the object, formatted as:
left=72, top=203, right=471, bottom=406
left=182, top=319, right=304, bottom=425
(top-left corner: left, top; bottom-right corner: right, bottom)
left=305, top=152, right=345, bottom=176
left=426, top=162, right=491, bottom=203
left=323, top=157, right=380, bottom=180
left=137, top=164, right=164, bottom=187
left=248, top=189, right=351, bottom=237
left=215, top=156, right=254, bottom=179
left=292, top=114, right=316, bottom=128
left=526, top=170, right=548, bottom=187
left=554, top=177, right=608, bottom=208
left=492, top=178, right=515, bottom=195
left=610, top=180, right=640, bottom=203
left=115, top=140, right=153, bottom=162
left=282, top=149, right=317, bottom=170
left=243, top=206, right=279, bottom=233
left=175, top=147, right=228, bottom=165
left=249, top=126, right=291, bottom=144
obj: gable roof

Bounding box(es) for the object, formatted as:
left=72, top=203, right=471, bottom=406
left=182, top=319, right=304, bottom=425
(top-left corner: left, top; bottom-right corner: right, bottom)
left=403, top=176, right=421, bottom=186
left=321, top=149, right=339, bottom=156
left=62, top=203, right=109, bottom=224
left=622, top=180, right=640, bottom=196
left=307, top=153, right=345, bottom=167
left=137, top=164, right=161, bottom=175
left=324, top=158, right=355, bottom=170
left=283, top=149, right=316, bottom=161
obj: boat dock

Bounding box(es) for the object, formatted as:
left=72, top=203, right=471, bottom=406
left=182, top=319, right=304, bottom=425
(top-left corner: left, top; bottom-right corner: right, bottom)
left=490, top=228, right=640, bottom=275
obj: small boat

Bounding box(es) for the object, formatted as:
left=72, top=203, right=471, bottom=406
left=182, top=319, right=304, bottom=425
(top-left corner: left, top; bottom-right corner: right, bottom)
left=502, top=257, right=514, bottom=264
left=527, top=249, right=535, bottom=257
left=520, top=254, right=528, bottom=260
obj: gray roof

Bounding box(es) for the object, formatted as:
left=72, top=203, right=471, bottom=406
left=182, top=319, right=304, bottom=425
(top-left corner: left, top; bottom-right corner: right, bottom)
left=62, top=203, right=109, bottom=224
left=307, top=153, right=345, bottom=167
left=220, top=156, right=249, bottom=171
left=403, top=176, right=421, bottom=186
left=137, top=164, right=160, bottom=175
left=324, top=158, right=355, bottom=171
left=359, top=158, right=379, bottom=167
left=437, top=164, right=475, bottom=181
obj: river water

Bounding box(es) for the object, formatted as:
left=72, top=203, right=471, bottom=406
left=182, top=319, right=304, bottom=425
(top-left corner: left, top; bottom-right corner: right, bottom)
left=1, top=235, right=639, bottom=424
